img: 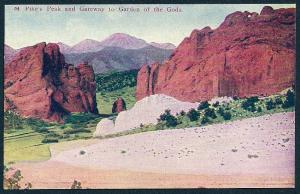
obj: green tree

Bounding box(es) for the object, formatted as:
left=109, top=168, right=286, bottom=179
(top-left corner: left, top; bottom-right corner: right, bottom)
left=159, top=110, right=178, bottom=127
left=204, top=108, right=217, bottom=119
left=266, top=100, right=275, bottom=110
left=282, top=89, right=295, bottom=108
left=187, top=109, right=200, bottom=121
left=198, top=101, right=210, bottom=110
left=222, top=112, right=232, bottom=120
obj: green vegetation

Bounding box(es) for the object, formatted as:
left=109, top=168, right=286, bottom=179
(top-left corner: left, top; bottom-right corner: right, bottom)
left=97, top=86, right=136, bottom=114
left=187, top=109, right=200, bottom=121
left=95, top=69, right=138, bottom=92
left=95, top=70, right=138, bottom=114
left=4, top=167, right=32, bottom=190
left=4, top=112, right=103, bottom=165
left=158, top=109, right=178, bottom=127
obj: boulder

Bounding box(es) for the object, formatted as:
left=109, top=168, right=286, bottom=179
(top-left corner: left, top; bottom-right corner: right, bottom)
left=136, top=7, right=295, bottom=102
left=112, top=97, right=127, bottom=113
left=93, top=118, right=115, bottom=137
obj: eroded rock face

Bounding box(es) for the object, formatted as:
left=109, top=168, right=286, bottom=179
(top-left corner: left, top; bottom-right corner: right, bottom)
left=112, top=97, right=127, bottom=113
left=4, top=42, right=98, bottom=122
left=136, top=7, right=295, bottom=102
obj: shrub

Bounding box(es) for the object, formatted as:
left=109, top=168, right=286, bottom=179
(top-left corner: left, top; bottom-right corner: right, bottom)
left=222, top=112, right=232, bottom=120
left=217, top=107, right=225, bottom=116
left=201, top=116, right=210, bottom=125
left=187, top=109, right=200, bottom=121
left=282, top=89, right=295, bottom=108
left=204, top=108, right=217, bottom=119
left=266, top=100, right=275, bottom=110
left=180, top=110, right=186, bottom=116
left=41, top=137, right=59, bottom=143
left=241, top=96, right=259, bottom=112
left=198, top=101, right=210, bottom=110
left=212, top=101, right=220, bottom=107
left=63, top=128, right=91, bottom=135
left=71, top=180, right=82, bottom=189
left=257, top=106, right=263, bottom=112
left=275, top=97, right=283, bottom=105
left=4, top=168, right=32, bottom=190
left=45, top=132, right=61, bottom=138
left=158, top=110, right=178, bottom=127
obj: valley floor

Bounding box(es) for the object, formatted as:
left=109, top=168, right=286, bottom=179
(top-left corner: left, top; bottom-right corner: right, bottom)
left=13, top=112, right=295, bottom=188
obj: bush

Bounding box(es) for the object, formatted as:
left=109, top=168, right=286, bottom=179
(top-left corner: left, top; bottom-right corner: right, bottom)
left=204, top=108, right=217, bottom=119
left=282, top=89, right=295, bottom=108
left=275, top=97, right=283, bottom=105
left=201, top=116, right=210, bottom=125
left=180, top=110, right=186, bottom=116
left=217, top=107, right=225, bottom=116
left=212, top=101, right=219, bottom=107
left=45, top=132, right=61, bottom=138
left=222, top=112, right=232, bottom=120
left=257, top=106, right=263, bottom=112
left=63, top=128, right=91, bottom=135
left=198, top=101, right=210, bottom=110
left=187, top=109, right=200, bottom=121
left=41, top=137, right=59, bottom=143
left=266, top=100, right=275, bottom=110
left=241, top=96, right=259, bottom=112
left=71, top=180, right=82, bottom=189
left=4, top=168, right=32, bottom=190
left=158, top=110, right=178, bottom=127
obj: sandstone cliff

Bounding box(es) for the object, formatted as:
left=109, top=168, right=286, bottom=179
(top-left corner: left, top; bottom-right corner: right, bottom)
left=136, top=6, right=295, bottom=102
left=4, top=42, right=98, bottom=122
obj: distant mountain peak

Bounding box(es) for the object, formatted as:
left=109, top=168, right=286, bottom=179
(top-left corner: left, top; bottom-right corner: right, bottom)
left=100, top=33, right=148, bottom=49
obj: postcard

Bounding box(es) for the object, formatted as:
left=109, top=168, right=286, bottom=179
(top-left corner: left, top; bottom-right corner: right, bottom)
left=3, top=4, right=295, bottom=189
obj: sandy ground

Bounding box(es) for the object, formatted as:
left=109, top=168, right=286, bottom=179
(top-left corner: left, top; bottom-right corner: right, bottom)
left=13, top=112, right=295, bottom=188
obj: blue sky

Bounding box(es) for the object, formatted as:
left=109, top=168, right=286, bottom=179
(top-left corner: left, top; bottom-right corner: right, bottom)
left=5, top=4, right=295, bottom=49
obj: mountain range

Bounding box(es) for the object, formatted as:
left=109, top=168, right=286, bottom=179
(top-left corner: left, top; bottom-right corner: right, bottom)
left=5, top=33, right=176, bottom=73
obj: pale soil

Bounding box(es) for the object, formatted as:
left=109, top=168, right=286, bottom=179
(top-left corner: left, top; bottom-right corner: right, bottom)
left=12, top=112, right=295, bottom=188
left=14, top=161, right=293, bottom=189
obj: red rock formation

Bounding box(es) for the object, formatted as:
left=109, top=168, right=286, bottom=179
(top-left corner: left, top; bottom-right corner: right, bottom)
left=136, top=6, right=295, bottom=102
left=4, top=42, right=98, bottom=122
left=112, top=97, right=127, bottom=113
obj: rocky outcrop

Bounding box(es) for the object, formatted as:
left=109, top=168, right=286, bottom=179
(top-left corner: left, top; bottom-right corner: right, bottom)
left=95, top=94, right=199, bottom=136
left=136, top=6, right=295, bottom=102
left=4, top=44, right=17, bottom=64
left=4, top=42, right=98, bottom=122
left=112, top=97, right=127, bottom=113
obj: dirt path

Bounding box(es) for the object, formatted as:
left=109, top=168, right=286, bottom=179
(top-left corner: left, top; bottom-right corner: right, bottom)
left=14, top=161, right=293, bottom=188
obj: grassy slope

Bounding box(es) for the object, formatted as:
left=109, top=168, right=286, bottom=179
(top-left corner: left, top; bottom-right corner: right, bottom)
left=4, top=113, right=103, bottom=165
left=4, top=129, right=50, bottom=165
left=97, top=86, right=136, bottom=114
